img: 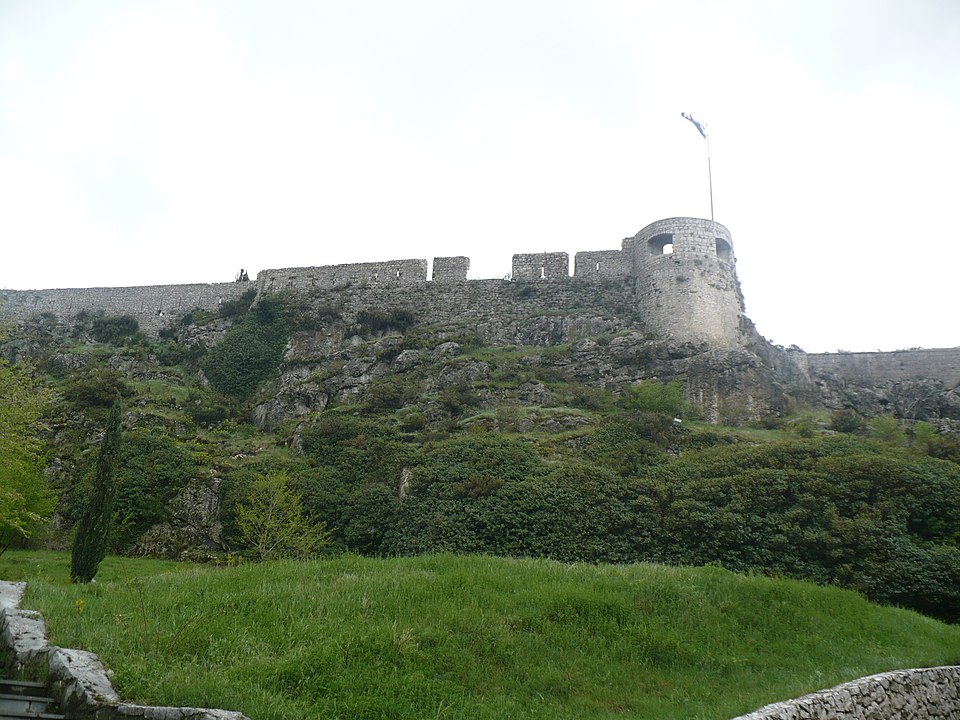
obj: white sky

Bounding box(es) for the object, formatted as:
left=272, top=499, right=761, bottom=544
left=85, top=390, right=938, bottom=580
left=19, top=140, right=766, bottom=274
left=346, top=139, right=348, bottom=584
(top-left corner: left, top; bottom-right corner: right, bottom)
left=2, top=0, right=958, bottom=352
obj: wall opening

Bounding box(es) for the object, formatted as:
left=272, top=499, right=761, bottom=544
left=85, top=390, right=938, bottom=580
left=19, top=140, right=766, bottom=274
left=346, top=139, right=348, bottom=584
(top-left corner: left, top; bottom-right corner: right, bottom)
left=715, top=237, right=732, bottom=262
left=595, top=262, right=601, bottom=272
left=648, top=233, right=674, bottom=256
left=539, top=266, right=546, bottom=279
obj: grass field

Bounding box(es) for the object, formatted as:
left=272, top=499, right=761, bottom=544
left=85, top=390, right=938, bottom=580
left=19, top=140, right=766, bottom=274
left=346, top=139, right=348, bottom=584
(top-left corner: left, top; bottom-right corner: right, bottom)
left=2, top=551, right=958, bottom=720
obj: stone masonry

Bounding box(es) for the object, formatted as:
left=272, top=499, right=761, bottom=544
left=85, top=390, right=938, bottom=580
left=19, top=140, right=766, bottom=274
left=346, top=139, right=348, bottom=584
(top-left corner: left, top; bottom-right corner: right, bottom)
left=511, top=252, right=570, bottom=280
left=4, top=217, right=956, bottom=370
left=1, top=580, right=249, bottom=720
left=731, top=666, right=960, bottom=720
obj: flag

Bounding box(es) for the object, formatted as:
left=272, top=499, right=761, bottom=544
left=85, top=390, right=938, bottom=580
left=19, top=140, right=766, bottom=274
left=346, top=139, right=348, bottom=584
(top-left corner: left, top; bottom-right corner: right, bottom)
left=681, top=112, right=707, bottom=139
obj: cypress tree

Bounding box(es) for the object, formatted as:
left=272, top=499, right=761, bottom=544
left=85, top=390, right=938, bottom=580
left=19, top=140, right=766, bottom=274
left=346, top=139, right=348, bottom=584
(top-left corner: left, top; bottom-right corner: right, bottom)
left=70, top=399, right=122, bottom=583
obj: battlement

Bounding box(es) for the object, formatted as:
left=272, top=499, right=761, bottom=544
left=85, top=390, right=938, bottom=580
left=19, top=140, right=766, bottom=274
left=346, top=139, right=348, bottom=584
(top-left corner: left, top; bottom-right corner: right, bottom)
left=0, top=218, right=746, bottom=347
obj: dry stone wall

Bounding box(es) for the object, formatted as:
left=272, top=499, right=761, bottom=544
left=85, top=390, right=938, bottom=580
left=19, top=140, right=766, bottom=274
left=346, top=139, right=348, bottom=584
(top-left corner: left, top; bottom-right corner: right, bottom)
left=731, top=666, right=960, bottom=720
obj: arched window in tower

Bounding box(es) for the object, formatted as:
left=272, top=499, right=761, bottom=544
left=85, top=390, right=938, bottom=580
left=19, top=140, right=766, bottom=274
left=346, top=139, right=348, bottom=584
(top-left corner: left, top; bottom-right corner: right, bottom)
left=715, top=238, right=733, bottom=262
left=648, top=233, right=674, bottom=256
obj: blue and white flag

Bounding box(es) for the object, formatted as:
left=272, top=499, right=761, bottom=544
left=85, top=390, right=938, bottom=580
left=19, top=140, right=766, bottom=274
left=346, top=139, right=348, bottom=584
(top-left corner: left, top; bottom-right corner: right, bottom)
left=681, top=112, right=707, bottom=139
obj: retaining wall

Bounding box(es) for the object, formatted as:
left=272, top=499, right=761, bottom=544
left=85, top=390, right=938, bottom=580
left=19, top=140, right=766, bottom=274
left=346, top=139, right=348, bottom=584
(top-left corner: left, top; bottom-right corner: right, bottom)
left=732, top=666, right=960, bottom=720
left=0, top=580, right=249, bottom=720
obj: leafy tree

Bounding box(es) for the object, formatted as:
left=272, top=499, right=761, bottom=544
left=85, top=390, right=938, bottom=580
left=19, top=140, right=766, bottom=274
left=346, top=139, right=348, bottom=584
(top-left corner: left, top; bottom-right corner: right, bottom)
left=71, top=400, right=123, bottom=582
left=234, top=470, right=331, bottom=560
left=619, top=379, right=686, bottom=416
left=0, top=360, right=54, bottom=555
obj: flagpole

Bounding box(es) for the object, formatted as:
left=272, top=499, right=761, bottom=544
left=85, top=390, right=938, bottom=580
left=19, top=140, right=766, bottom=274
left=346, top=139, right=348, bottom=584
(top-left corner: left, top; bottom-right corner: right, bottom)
left=706, top=132, right=714, bottom=221
left=681, top=112, right=714, bottom=221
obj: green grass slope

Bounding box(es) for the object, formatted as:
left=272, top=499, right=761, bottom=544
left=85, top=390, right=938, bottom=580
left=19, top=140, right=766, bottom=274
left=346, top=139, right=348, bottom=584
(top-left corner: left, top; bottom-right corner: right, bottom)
left=2, top=551, right=958, bottom=720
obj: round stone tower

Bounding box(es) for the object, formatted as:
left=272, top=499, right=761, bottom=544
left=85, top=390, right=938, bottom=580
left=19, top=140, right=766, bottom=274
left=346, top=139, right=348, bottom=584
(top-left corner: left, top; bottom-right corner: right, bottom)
left=629, top=217, right=744, bottom=347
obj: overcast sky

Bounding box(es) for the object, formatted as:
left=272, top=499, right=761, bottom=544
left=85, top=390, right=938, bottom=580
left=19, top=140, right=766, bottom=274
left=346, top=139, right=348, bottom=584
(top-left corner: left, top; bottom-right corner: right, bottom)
left=2, top=1, right=958, bottom=352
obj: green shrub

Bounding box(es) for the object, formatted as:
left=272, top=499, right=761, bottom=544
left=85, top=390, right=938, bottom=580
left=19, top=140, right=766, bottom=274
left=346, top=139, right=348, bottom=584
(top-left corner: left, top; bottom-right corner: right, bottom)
left=619, top=380, right=686, bottom=416
left=110, top=430, right=199, bottom=550
left=439, top=381, right=481, bottom=414
left=365, top=376, right=417, bottom=411
left=585, top=413, right=673, bottom=475
left=830, top=408, right=866, bottom=434
left=185, top=389, right=235, bottom=425
left=201, top=292, right=306, bottom=398
left=63, top=368, right=132, bottom=409
left=91, top=316, right=141, bottom=345
left=869, top=414, right=906, bottom=445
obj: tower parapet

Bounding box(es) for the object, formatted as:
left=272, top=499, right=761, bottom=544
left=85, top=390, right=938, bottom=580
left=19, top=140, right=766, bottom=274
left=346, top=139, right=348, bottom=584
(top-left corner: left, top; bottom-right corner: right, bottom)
left=631, top=217, right=743, bottom=347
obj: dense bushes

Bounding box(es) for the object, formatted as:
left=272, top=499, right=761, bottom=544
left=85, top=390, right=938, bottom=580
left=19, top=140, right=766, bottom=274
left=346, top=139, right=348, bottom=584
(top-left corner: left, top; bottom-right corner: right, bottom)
left=291, top=413, right=960, bottom=621
left=201, top=292, right=307, bottom=398
left=90, top=315, right=141, bottom=345
left=110, top=430, right=199, bottom=550
left=63, top=368, right=132, bottom=409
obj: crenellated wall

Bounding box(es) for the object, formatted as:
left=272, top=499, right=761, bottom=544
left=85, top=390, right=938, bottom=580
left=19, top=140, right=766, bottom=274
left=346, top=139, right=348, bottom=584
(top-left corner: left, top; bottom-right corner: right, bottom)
left=0, top=218, right=848, bottom=357
left=511, top=252, right=569, bottom=280
left=256, top=259, right=428, bottom=294
left=432, top=256, right=470, bottom=283
left=574, top=250, right=628, bottom=278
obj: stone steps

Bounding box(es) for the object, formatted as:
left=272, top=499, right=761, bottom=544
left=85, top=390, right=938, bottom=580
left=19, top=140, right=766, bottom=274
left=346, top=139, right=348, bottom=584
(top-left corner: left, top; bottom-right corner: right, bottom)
left=0, top=679, right=64, bottom=720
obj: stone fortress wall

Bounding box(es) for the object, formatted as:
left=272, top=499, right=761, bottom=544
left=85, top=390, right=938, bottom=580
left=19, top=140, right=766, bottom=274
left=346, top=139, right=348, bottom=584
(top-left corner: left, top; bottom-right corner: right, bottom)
left=0, top=282, right=252, bottom=337
left=1, top=217, right=744, bottom=348
left=3, top=216, right=958, bottom=388
left=800, top=348, right=960, bottom=387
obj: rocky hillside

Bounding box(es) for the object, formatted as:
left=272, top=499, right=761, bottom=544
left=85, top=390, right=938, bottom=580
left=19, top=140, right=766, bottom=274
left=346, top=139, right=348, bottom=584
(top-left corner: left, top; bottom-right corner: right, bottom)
left=4, top=288, right=960, bottom=623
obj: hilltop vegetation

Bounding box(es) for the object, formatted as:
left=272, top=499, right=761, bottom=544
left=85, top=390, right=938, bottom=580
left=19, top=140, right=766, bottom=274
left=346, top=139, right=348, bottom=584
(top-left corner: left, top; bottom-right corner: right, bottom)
left=2, top=551, right=959, bottom=720
left=3, top=292, right=960, bottom=622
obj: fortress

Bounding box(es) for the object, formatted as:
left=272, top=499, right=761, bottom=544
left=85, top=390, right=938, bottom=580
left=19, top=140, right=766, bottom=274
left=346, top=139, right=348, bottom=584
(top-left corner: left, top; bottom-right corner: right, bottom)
left=2, top=218, right=744, bottom=346
left=3, top=216, right=959, bottom=420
